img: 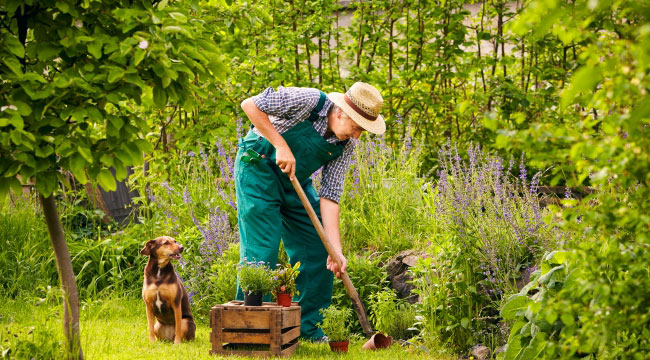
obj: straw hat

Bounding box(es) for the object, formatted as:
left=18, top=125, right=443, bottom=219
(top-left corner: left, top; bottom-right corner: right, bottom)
left=328, top=82, right=385, bottom=135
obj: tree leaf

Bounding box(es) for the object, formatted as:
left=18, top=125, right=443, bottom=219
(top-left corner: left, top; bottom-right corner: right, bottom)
left=77, top=146, right=93, bottom=163
left=97, top=168, right=116, bottom=191
left=3, top=57, right=23, bottom=76
left=4, top=34, right=25, bottom=58
left=69, top=154, right=88, bottom=184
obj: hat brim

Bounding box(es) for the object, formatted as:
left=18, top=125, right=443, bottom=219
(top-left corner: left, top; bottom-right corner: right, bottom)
left=327, top=92, right=385, bottom=135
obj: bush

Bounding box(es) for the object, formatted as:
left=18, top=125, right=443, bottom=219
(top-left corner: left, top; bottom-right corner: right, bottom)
left=318, top=306, right=352, bottom=342
left=368, top=288, right=416, bottom=340
left=331, top=253, right=390, bottom=335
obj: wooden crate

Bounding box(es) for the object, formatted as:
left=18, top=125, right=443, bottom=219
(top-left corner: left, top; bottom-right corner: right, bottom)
left=210, top=301, right=301, bottom=357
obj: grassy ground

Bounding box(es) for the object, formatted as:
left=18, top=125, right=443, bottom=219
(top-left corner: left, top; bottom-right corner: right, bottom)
left=0, top=296, right=451, bottom=359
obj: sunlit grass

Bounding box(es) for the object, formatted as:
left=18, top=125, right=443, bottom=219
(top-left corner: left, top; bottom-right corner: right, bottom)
left=0, top=296, right=451, bottom=359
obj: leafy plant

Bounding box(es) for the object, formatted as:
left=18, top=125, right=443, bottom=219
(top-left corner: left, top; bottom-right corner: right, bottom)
left=318, top=305, right=352, bottom=342
left=238, top=259, right=273, bottom=296
left=271, top=262, right=301, bottom=297
left=368, top=288, right=416, bottom=340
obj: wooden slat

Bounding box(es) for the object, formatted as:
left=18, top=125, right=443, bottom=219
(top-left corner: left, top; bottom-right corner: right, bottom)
left=281, top=308, right=301, bottom=328
left=219, top=349, right=272, bottom=357
left=269, top=308, right=281, bottom=355
left=281, top=326, right=300, bottom=344
left=212, top=307, right=223, bottom=354
left=222, top=331, right=270, bottom=344
left=222, top=308, right=270, bottom=329
left=280, top=340, right=300, bottom=357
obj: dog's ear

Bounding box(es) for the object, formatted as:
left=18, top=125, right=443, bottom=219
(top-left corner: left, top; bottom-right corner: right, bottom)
left=140, top=240, right=155, bottom=256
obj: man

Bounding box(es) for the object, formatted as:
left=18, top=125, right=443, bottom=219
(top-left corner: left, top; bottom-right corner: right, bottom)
left=234, top=82, right=385, bottom=340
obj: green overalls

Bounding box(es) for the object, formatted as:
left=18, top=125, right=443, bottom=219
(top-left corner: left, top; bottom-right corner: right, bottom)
left=234, top=92, right=347, bottom=340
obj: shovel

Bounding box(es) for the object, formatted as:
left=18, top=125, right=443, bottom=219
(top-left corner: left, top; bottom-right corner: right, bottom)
left=289, top=176, right=374, bottom=337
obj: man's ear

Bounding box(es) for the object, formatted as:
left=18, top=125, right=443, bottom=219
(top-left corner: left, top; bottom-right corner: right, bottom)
left=140, top=240, right=155, bottom=256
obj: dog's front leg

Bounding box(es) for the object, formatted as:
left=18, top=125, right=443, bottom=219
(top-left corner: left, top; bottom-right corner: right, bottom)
left=145, top=303, right=156, bottom=342
left=172, top=302, right=182, bottom=345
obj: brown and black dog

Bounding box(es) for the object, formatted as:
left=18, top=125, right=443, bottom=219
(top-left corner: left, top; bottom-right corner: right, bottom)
left=140, top=236, right=196, bottom=344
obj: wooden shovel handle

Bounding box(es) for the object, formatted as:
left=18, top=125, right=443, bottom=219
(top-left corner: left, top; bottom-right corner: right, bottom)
left=290, top=177, right=374, bottom=337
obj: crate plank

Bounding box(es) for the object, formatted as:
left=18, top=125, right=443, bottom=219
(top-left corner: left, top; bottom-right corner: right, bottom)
left=222, top=331, right=270, bottom=344
left=281, top=326, right=300, bottom=344
left=222, top=309, right=270, bottom=329
left=280, top=340, right=300, bottom=357
left=282, top=307, right=301, bottom=328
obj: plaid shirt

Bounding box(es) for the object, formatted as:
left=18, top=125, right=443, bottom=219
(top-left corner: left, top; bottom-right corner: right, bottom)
left=252, top=86, right=356, bottom=203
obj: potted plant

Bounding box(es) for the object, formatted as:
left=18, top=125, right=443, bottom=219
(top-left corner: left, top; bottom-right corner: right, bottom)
left=318, top=305, right=352, bottom=353
left=238, top=259, right=273, bottom=306
left=272, top=262, right=301, bottom=307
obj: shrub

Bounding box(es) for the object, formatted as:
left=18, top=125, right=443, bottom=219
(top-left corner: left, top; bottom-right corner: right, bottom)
left=368, top=288, right=416, bottom=340
left=331, top=253, right=390, bottom=334
left=318, top=306, right=352, bottom=342
left=412, top=142, right=559, bottom=353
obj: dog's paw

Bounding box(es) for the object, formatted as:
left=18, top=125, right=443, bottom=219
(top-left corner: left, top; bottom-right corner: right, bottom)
left=174, top=338, right=181, bottom=345
left=149, top=336, right=156, bottom=343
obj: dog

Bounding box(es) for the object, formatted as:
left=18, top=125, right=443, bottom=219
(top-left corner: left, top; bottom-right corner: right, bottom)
left=140, top=236, right=196, bottom=344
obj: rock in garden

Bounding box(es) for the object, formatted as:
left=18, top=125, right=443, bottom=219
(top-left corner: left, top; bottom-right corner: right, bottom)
left=386, top=250, right=422, bottom=304
left=470, top=344, right=490, bottom=360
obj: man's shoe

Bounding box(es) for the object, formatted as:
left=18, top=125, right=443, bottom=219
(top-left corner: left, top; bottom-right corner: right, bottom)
left=312, top=335, right=329, bottom=343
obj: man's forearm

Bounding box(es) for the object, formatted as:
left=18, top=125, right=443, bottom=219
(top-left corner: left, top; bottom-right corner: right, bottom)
left=320, top=197, right=342, bottom=255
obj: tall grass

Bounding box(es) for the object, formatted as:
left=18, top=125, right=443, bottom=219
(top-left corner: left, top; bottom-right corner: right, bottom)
left=338, top=136, right=435, bottom=257
left=0, top=193, right=56, bottom=298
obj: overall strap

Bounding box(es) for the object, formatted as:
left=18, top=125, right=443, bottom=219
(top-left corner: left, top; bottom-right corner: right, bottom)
left=306, top=91, right=327, bottom=123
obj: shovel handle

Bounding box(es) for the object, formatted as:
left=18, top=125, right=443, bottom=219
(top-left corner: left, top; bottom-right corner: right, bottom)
left=290, top=177, right=374, bottom=337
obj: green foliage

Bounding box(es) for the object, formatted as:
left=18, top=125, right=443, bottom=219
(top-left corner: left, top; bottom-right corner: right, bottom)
left=238, top=259, right=273, bottom=296
left=271, top=261, right=301, bottom=297
left=0, top=0, right=222, bottom=197
left=0, top=194, right=55, bottom=298
left=368, top=289, right=416, bottom=340
left=331, top=254, right=390, bottom=335
left=318, top=305, right=352, bottom=342
left=339, top=138, right=431, bottom=255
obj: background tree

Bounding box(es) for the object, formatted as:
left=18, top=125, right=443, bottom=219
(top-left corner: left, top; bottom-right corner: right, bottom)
left=0, top=0, right=223, bottom=357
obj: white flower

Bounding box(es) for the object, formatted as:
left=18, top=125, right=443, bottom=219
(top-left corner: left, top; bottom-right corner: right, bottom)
left=74, top=20, right=83, bottom=29
left=1, top=105, right=18, bottom=112
left=138, top=40, right=149, bottom=49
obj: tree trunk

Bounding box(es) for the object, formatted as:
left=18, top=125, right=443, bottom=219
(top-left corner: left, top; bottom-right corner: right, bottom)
left=39, top=194, right=84, bottom=360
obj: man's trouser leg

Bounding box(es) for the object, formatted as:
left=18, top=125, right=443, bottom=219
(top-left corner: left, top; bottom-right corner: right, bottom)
left=234, top=146, right=283, bottom=302
left=281, top=182, right=333, bottom=340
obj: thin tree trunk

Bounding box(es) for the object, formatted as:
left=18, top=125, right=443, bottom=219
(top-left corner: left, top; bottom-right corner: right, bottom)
left=39, top=194, right=84, bottom=360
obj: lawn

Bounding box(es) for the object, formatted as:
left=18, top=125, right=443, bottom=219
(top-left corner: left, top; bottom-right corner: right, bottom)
left=0, top=297, right=450, bottom=359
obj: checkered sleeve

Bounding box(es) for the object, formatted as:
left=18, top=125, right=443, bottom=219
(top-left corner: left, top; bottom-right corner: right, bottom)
left=319, top=140, right=357, bottom=203
left=252, top=86, right=319, bottom=122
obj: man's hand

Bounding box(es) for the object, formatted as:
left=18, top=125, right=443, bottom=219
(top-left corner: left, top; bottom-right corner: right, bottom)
left=275, top=145, right=296, bottom=180
left=326, top=253, right=347, bottom=279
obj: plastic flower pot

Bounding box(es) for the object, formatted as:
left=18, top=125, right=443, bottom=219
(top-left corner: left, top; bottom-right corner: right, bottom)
left=328, top=340, right=349, bottom=353
left=362, top=333, right=392, bottom=350
left=276, top=293, right=292, bottom=307
left=243, top=292, right=263, bottom=306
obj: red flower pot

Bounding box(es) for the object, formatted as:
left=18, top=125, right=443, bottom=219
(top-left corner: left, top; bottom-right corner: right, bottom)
left=276, top=293, right=292, bottom=307
left=328, top=340, right=349, bottom=353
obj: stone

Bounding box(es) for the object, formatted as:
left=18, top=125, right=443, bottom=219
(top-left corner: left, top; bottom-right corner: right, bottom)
left=470, top=345, right=491, bottom=360
left=386, top=249, right=422, bottom=304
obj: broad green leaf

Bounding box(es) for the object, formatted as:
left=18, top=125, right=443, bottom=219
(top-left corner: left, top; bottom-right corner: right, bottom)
left=518, top=332, right=547, bottom=360
left=37, top=45, right=61, bottom=61
left=502, top=294, right=530, bottom=320
left=503, top=321, right=526, bottom=360
left=77, top=146, right=93, bottom=163
left=4, top=34, right=25, bottom=58
left=3, top=57, right=23, bottom=76
left=153, top=86, right=168, bottom=108
left=97, top=168, right=116, bottom=191
left=107, top=67, right=125, bottom=83
left=35, top=171, right=58, bottom=196
left=69, top=154, right=88, bottom=184
left=561, top=66, right=601, bottom=108
left=460, top=318, right=469, bottom=329
left=169, top=12, right=188, bottom=23
left=88, top=41, right=103, bottom=59
left=0, top=176, right=21, bottom=200
left=113, top=158, right=126, bottom=181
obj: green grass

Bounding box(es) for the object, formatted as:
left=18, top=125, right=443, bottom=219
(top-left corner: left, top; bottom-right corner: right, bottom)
left=0, top=296, right=451, bottom=359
